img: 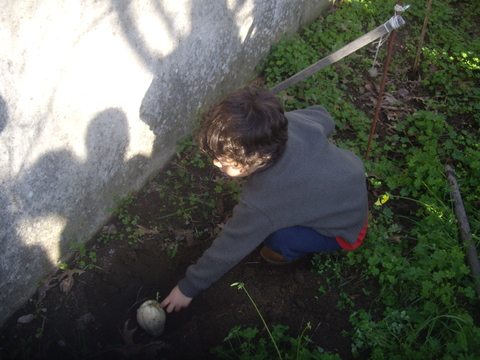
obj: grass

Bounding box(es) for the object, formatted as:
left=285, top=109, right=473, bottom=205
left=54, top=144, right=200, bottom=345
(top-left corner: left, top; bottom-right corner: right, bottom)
left=216, top=0, right=480, bottom=358
left=211, top=283, right=341, bottom=360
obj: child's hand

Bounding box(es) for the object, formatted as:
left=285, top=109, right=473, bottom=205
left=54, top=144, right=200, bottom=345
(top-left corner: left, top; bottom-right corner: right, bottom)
left=159, top=285, right=192, bottom=313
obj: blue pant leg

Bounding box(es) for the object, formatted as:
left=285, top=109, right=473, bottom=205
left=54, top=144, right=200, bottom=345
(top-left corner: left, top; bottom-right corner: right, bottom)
left=264, top=226, right=342, bottom=260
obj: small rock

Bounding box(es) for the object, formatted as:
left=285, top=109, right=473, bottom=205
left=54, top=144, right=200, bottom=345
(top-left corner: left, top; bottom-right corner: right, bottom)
left=17, top=314, right=34, bottom=324
left=397, top=88, right=409, bottom=98
left=77, top=313, right=95, bottom=325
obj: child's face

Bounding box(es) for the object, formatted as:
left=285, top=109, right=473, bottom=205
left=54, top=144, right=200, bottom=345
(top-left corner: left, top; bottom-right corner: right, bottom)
left=213, top=159, right=264, bottom=178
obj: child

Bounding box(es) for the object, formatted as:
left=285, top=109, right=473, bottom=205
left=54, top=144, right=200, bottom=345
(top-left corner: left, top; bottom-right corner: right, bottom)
left=160, top=85, right=368, bottom=313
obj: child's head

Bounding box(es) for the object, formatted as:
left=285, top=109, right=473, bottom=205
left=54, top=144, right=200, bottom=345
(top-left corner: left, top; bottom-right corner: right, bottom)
left=198, top=85, right=288, bottom=177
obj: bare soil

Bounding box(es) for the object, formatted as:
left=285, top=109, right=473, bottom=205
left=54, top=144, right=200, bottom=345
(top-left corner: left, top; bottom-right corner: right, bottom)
left=2, top=16, right=478, bottom=360
left=0, top=149, right=379, bottom=359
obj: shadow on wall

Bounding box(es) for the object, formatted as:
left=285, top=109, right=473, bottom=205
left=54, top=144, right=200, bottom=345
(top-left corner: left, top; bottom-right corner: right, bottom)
left=0, top=96, right=51, bottom=315
left=111, top=0, right=272, bottom=154
left=0, top=95, right=7, bottom=134
left=0, top=191, right=50, bottom=315
left=13, top=108, right=148, bottom=260
left=0, top=96, right=47, bottom=313
left=2, top=0, right=310, bottom=323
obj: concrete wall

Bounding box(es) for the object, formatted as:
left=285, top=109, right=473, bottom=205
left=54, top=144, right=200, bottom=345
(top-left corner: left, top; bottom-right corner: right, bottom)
left=0, top=0, right=331, bottom=326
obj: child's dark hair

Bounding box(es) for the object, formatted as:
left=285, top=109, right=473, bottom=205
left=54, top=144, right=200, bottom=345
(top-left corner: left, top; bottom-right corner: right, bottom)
left=198, top=85, right=288, bottom=169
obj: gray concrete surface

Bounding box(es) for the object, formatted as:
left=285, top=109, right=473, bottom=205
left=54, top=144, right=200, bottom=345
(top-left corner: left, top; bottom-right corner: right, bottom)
left=0, top=0, right=332, bottom=326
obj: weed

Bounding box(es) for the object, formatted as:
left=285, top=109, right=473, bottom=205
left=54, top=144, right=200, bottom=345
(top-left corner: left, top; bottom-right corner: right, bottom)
left=166, top=242, right=179, bottom=259
left=263, top=0, right=480, bottom=357
left=211, top=282, right=340, bottom=360
left=70, top=242, right=101, bottom=270
left=1, top=336, right=34, bottom=359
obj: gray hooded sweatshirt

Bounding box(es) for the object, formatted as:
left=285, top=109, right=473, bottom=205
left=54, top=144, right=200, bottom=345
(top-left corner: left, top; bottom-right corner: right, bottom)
left=178, top=106, right=368, bottom=298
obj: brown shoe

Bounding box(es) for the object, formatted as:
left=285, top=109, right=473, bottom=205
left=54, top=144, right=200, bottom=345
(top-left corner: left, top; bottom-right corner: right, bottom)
left=260, top=246, right=298, bottom=265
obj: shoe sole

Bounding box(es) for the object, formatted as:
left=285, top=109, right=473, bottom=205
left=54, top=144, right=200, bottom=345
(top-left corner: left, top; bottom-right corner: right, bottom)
left=260, top=252, right=299, bottom=265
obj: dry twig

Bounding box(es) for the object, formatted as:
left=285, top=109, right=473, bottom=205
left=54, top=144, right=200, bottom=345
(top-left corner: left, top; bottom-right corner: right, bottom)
left=444, top=165, right=480, bottom=297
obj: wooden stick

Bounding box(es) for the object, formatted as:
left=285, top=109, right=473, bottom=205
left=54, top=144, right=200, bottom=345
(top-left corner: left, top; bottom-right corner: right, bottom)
left=412, top=0, right=433, bottom=75
left=444, top=165, right=480, bottom=297
left=269, top=16, right=405, bottom=95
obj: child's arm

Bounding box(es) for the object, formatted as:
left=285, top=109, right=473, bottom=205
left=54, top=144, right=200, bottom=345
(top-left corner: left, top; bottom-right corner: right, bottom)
left=175, top=200, right=273, bottom=300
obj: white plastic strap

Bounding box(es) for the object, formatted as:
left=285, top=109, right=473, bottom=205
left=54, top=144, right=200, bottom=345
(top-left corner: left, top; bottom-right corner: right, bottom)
left=388, top=15, right=404, bottom=30
left=373, top=5, right=409, bottom=72
left=371, top=33, right=390, bottom=69
left=395, top=4, right=411, bottom=13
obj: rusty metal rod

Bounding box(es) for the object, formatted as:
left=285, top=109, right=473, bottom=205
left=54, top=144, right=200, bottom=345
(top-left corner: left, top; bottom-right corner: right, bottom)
left=365, top=2, right=405, bottom=160
left=364, top=27, right=397, bottom=161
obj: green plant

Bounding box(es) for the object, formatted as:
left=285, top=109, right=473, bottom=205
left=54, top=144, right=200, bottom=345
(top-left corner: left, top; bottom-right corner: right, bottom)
left=344, top=195, right=479, bottom=358
left=1, top=336, right=34, bottom=359
left=32, top=300, right=45, bottom=319
left=231, top=282, right=282, bottom=359
left=336, top=289, right=355, bottom=311
left=70, top=242, right=100, bottom=270
left=166, top=242, right=179, bottom=258
left=311, top=252, right=345, bottom=289
left=262, top=0, right=480, bottom=358
left=211, top=282, right=340, bottom=359
left=55, top=323, right=95, bottom=360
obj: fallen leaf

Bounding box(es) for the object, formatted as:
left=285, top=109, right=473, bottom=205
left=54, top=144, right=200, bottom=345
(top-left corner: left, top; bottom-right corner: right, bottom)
left=115, top=321, right=170, bottom=357
left=412, top=96, right=427, bottom=105
left=383, top=95, right=400, bottom=106
left=102, top=224, right=117, bottom=234
left=135, top=225, right=160, bottom=236
left=394, top=67, right=410, bottom=74
left=119, top=320, right=137, bottom=346
left=57, top=269, right=85, bottom=294
left=172, top=229, right=194, bottom=242
left=146, top=182, right=164, bottom=194
left=212, top=198, right=225, bottom=219
left=390, top=235, right=403, bottom=243
left=60, top=276, right=74, bottom=293
left=77, top=313, right=95, bottom=325
left=37, top=272, right=59, bottom=300
left=57, top=268, right=85, bottom=282
left=281, top=93, right=295, bottom=101
left=213, top=223, right=225, bottom=236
